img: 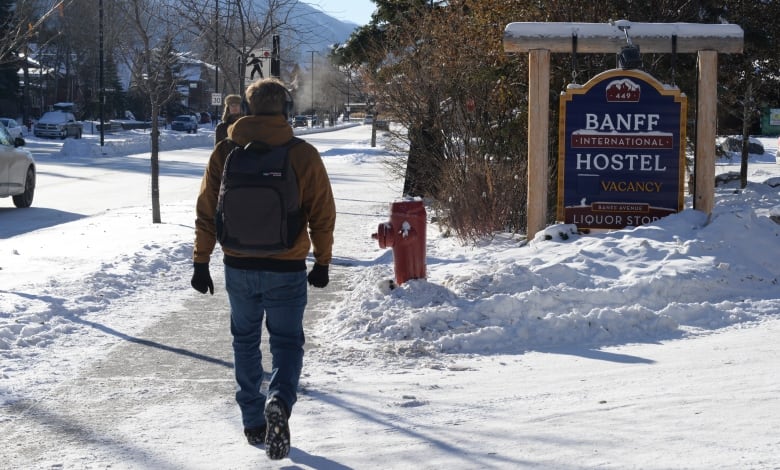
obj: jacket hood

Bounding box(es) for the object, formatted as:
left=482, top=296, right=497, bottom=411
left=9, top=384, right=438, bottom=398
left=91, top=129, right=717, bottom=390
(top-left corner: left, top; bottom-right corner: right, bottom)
left=227, top=114, right=293, bottom=147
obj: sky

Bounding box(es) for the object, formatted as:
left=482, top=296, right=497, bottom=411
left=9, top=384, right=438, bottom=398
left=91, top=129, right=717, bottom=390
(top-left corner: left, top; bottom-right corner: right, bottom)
left=1, top=123, right=780, bottom=468
left=307, top=0, right=376, bottom=25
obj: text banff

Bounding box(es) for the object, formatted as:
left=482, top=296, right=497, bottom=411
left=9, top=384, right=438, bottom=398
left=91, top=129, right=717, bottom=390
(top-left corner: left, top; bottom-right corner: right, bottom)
left=585, top=113, right=660, bottom=132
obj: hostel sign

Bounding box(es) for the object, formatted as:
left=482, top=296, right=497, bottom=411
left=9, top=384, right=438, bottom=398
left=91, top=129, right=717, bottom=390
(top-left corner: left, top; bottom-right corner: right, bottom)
left=557, top=69, right=687, bottom=230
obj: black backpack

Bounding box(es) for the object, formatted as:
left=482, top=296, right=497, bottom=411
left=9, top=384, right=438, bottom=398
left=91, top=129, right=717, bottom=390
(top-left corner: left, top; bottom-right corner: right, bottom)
left=215, top=137, right=303, bottom=256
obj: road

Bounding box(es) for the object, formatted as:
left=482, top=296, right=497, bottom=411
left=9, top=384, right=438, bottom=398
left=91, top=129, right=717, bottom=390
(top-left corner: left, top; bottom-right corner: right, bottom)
left=0, top=123, right=376, bottom=239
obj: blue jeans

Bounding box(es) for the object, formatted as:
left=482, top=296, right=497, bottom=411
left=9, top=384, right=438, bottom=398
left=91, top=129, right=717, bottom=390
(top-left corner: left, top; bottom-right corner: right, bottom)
left=224, top=266, right=307, bottom=429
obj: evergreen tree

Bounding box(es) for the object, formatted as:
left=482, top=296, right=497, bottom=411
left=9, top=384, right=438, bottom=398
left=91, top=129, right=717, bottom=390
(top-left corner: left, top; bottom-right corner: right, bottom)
left=333, top=0, right=445, bottom=199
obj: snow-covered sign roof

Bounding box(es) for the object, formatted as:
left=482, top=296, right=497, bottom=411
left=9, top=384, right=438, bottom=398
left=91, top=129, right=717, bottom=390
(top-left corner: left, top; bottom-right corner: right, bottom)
left=504, top=21, right=743, bottom=54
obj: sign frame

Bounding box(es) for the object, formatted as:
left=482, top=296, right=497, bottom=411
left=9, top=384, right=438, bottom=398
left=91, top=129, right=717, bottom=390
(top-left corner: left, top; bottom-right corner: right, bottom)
left=245, top=48, right=272, bottom=83
left=557, top=68, right=687, bottom=230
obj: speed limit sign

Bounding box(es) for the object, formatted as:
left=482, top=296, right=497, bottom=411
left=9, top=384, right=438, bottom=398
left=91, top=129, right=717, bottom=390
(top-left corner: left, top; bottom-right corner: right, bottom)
left=211, top=93, right=222, bottom=106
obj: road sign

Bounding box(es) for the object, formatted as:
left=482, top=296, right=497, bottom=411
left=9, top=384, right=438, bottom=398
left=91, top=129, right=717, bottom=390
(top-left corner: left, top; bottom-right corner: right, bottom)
left=245, top=49, right=271, bottom=83
left=211, top=93, right=222, bottom=106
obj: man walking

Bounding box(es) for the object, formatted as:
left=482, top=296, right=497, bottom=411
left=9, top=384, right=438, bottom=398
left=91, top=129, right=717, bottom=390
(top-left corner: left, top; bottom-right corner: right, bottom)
left=190, top=78, right=336, bottom=460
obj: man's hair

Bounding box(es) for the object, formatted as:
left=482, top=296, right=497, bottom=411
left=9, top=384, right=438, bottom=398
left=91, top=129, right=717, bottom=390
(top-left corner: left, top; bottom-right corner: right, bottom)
left=245, top=78, right=289, bottom=116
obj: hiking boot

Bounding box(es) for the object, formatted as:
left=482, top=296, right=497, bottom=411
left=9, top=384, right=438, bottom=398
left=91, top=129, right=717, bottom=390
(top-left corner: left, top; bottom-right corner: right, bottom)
left=264, top=397, right=290, bottom=460
left=244, top=425, right=266, bottom=446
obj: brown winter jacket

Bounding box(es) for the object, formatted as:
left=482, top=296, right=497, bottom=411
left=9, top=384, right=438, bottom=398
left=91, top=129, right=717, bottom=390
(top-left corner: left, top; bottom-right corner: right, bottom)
left=214, top=114, right=240, bottom=144
left=193, top=114, right=335, bottom=271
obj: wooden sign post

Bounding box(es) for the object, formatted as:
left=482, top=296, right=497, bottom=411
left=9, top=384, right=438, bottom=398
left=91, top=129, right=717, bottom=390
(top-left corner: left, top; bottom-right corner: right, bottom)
left=503, top=21, right=743, bottom=239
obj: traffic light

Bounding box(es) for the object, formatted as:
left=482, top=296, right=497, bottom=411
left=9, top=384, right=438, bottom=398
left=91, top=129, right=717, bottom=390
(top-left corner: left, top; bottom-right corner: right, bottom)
left=271, top=35, right=280, bottom=78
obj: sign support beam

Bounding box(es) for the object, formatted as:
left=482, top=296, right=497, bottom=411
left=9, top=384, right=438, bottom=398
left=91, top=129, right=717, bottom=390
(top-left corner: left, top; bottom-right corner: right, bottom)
left=694, top=50, right=718, bottom=217
left=527, top=49, right=550, bottom=239
left=503, top=21, right=743, bottom=239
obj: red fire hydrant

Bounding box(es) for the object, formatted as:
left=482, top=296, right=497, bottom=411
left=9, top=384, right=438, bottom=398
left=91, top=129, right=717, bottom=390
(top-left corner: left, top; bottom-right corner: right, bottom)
left=372, top=200, right=427, bottom=286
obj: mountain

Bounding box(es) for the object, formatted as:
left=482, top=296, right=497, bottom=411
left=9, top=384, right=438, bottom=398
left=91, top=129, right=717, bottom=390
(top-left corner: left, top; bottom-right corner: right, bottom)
left=271, top=0, right=360, bottom=63
left=289, top=1, right=360, bottom=50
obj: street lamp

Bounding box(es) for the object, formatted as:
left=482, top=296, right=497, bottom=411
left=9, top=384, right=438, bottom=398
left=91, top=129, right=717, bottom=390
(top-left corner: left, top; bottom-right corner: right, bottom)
left=21, top=48, right=29, bottom=128
left=307, top=50, right=316, bottom=117
left=367, top=97, right=376, bottom=147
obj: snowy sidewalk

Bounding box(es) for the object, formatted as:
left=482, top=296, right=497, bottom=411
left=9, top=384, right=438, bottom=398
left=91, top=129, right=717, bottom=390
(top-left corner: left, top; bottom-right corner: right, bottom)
left=0, top=264, right=346, bottom=469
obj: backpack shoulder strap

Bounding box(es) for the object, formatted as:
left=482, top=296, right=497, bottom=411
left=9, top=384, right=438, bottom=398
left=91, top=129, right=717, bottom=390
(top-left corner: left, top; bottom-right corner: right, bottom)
left=285, top=136, right=304, bottom=148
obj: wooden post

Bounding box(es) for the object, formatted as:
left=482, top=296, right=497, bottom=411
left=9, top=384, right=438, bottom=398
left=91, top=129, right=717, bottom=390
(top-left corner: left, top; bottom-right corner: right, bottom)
left=694, top=50, right=718, bottom=216
left=527, top=50, right=550, bottom=239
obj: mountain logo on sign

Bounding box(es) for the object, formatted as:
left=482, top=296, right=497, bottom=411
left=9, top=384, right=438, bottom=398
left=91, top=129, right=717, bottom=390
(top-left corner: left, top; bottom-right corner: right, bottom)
left=606, top=79, right=641, bottom=102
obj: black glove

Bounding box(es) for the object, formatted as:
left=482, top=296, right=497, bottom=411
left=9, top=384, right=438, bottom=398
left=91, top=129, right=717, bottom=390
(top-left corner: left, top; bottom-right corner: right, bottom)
left=307, top=263, right=329, bottom=288
left=191, top=262, right=214, bottom=295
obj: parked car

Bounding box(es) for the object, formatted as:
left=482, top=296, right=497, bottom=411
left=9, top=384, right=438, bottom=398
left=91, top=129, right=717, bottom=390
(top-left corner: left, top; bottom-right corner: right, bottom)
left=292, top=115, right=308, bottom=128
left=363, top=114, right=374, bottom=125
left=33, top=110, right=83, bottom=139
left=0, top=123, right=36, bottom=208
left=171, top=115, right=198, bottom=133
left=716, top=135, right=765, bottom=156
left=0, top=118, right=25, bottom=141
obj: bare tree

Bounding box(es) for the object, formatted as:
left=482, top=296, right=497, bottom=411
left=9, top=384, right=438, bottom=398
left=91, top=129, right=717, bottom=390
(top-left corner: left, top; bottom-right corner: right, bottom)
left=116, top=0, right=184, bottom=223
left=0, top=0, right=74, bottom=65
left=0, top=1, right=82, bottom=120
left=174, top=0, right=305, bottom=95
left=335, top=1, right=530, bottom=239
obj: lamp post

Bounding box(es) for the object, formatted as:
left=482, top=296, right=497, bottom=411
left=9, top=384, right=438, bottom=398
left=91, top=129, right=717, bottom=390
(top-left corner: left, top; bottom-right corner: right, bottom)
left=22, top=46, right=29, bottom=129
left=368, top=97, right=376, bottom=147
left=308, top=50, right=315, bottom=116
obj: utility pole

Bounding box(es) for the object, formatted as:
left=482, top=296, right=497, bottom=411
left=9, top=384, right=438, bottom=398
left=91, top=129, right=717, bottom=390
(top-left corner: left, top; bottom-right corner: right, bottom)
left=214, top=0, right=219, bottom=118
left=99, top=0, right=104, bottom=147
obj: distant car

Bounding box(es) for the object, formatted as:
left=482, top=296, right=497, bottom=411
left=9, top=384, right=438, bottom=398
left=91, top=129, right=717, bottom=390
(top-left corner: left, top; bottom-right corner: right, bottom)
left=292, top=115, right=307, bottom=128
left=0, top=123, right=36, bottom=208
left=363, top=114, right=374, bottom=125
left=171, top=115, right=198, bottom=133
left=34, top=111, right=83, bottom=139
left=717, top=135, right=765, bottom=156
left=0, top=118, right=25, bottom=141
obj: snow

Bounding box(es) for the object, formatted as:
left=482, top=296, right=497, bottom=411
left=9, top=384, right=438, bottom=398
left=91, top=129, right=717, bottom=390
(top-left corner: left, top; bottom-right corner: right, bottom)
left=503, top=22, right=745, bottom=40
left=1, top=124, right=779, bottom=469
